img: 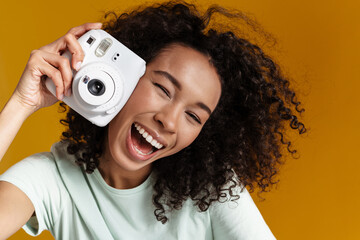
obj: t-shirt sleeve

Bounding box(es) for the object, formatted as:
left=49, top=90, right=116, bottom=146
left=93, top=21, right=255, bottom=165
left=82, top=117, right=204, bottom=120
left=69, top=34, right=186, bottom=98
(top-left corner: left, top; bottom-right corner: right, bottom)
left=209, top=186, right=276, bottom=240
left=0, top=152, right=65, bottom=236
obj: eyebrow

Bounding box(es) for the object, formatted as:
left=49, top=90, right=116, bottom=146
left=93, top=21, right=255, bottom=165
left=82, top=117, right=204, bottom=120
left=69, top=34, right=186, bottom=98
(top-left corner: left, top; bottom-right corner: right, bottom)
left=153, top=70, right=212, bottom=115
left=154, top=70, right=182, bottom=90
left=196, top=102, right=212, bottom=116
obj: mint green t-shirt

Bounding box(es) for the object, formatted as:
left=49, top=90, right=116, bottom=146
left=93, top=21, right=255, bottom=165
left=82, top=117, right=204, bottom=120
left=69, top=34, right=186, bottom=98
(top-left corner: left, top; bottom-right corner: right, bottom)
left=0, top=142, right=275, bottom=239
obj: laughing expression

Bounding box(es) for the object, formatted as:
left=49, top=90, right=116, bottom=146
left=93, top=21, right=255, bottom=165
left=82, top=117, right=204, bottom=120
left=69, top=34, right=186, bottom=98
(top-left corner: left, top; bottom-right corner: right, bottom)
left=100, top=44, right=221, bottom=184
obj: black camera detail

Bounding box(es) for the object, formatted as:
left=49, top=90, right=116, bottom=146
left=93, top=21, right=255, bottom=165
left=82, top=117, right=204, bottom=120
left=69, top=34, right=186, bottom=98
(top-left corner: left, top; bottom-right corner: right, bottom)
left=88, top=79, right=105, bottom=96
left=87, top=36, right=95, bottom=45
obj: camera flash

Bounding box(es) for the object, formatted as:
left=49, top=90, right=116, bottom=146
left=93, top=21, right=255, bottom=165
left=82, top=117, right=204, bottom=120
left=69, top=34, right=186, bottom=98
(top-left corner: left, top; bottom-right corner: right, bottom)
left=95, top=38, right=112, bottom=57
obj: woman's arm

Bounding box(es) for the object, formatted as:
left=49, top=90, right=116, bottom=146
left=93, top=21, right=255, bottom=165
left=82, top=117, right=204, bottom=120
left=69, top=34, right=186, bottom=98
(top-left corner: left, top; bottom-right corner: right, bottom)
left=0, top=22, right=102, bottom=239
left=0, top=22, right=102, bottom=162
left=0, top=95, right=35, bottom=161
left=0, top=181, right=35, bottom=240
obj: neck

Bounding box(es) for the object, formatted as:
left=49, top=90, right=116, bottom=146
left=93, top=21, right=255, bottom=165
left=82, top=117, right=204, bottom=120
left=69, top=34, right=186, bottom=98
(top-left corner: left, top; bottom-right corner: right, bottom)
left=98, top=150, right=152, bottom=190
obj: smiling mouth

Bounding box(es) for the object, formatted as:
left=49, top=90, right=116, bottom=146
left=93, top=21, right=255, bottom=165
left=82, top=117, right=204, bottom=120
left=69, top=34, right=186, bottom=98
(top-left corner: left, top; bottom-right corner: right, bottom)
left=131, top=123, right=163, bottom=156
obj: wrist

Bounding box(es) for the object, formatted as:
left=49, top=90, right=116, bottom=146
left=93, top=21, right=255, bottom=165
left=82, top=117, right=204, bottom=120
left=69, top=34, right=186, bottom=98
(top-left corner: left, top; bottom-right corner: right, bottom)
left=2, top=95, right=37, bottom=121
left=9, top=92, right=39, bottom=115
left=0, top=95, right=35, bottom=162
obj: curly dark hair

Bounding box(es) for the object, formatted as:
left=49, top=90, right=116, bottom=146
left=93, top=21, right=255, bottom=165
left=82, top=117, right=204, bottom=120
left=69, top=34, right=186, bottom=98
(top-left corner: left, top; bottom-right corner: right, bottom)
left=60, top=0, right=306, bottom=224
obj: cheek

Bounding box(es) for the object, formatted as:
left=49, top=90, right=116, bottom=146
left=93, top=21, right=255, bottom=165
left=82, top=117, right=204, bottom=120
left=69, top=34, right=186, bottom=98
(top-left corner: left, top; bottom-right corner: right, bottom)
left=124, top=80, right=157, bottom=111
left=175, top=127, right=202, bottom=151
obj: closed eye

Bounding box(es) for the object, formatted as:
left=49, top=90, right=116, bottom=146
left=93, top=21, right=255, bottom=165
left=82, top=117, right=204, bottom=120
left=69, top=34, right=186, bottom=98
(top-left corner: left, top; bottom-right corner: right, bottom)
left=153, top=83, right=170, bottom=98
left=186, top=112, right=201, bottom=124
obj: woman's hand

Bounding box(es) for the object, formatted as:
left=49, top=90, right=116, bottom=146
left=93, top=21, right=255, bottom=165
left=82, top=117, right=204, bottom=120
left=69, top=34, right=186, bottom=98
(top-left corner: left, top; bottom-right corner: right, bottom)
left=0, top=23, right=102, bottom=164
left=12, top=22, right=103, bottom=113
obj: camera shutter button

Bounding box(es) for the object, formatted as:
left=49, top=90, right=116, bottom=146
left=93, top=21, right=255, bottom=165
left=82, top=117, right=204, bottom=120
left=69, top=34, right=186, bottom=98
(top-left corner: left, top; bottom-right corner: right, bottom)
left=106, top=106, right=117, bottom=115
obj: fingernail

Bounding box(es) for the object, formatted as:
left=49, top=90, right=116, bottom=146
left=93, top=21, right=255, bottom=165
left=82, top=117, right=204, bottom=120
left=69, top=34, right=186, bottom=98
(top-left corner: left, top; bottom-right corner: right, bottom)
left=66, top=89, right=72, bottom=97
left=58, top=94, right=64, bottom=101
left=75, top=61, right=82, bottom=71
left=96, top=22, right=103, bottom=27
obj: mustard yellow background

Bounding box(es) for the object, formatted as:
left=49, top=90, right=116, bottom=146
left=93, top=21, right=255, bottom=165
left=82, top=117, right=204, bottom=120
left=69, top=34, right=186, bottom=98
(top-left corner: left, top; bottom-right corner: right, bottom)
left=1, top=0, right=359, bottom=239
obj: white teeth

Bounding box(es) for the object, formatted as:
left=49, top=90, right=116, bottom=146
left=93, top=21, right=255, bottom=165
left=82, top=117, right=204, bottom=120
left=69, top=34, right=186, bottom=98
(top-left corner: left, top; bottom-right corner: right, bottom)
left=133, top=123, right=163, bottom=149
left=151, top=139, right=157, bottom=146
left=146, top=135, right=153, bottom=143
left=134, top=145, right=153, bottom=156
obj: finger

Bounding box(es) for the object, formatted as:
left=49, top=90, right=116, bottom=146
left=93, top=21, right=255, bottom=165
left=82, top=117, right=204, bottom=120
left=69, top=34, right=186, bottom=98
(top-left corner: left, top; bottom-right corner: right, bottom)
left=56, top=55, right=73, bottom=97
left=67, top=22, right=103, bottom=37
left=40, top=50, right=73, bottom=97
left=33, top=50, right=72, bottom=100
left=39, top=64, right=64, bottom=101
left=40, top=32, right=84, bottom=72
left=62, top=33, right=84, bottom=71
left=40, top=22, right=102, bottom=56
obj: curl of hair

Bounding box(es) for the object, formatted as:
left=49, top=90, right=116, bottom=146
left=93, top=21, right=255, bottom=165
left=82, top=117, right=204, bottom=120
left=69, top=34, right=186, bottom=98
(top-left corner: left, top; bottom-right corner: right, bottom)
left=60, top=0, right=306, bottom=224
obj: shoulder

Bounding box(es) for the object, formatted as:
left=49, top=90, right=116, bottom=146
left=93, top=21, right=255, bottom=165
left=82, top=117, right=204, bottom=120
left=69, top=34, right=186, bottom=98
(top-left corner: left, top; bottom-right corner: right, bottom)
left=0, top=151, right=57, bottom=180
left=209, top=186, right=276, bottom=240
left=1, top=141, right=74, bottom=177
left=0, top=143, right=74, bottom=235
left=0, top=141, right=76, bottom=203
left=209, top=186, right=258, bottom=218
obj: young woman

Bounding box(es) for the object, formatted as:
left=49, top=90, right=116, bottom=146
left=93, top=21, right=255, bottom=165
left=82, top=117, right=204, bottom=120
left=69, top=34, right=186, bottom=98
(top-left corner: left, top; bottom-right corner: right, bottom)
left=0, top=1, right=305, bottom=239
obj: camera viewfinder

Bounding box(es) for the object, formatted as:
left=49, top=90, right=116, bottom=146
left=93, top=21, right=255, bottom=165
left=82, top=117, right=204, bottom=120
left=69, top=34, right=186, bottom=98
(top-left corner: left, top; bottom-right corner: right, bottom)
left=87, top=36, right=95, bottom=45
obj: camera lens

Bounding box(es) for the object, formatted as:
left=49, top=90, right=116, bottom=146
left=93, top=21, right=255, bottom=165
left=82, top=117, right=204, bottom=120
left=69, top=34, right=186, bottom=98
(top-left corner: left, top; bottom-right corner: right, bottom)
left=87, top=79, right=105, bottom=96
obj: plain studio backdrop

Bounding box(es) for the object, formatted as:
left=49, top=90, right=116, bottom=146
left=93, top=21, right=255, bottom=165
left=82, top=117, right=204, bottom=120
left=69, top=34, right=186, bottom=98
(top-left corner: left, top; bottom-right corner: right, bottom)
left=0, top=0, right=359, bottom=239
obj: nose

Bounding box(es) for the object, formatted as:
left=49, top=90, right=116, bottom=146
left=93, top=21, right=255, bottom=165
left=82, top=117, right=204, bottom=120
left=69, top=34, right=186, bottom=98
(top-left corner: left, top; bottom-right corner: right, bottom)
left=154, top=104, right=181, bottom=133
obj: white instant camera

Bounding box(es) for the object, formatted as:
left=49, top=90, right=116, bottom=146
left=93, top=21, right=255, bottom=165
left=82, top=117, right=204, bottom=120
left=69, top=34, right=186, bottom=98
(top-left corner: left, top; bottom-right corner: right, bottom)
left=45, top=29, right=146, bottom=127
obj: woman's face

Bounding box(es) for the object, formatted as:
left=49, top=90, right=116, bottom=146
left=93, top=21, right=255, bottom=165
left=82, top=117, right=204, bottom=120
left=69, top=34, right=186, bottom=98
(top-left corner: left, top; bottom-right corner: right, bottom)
left=104, top=44, right=221, bottom=174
